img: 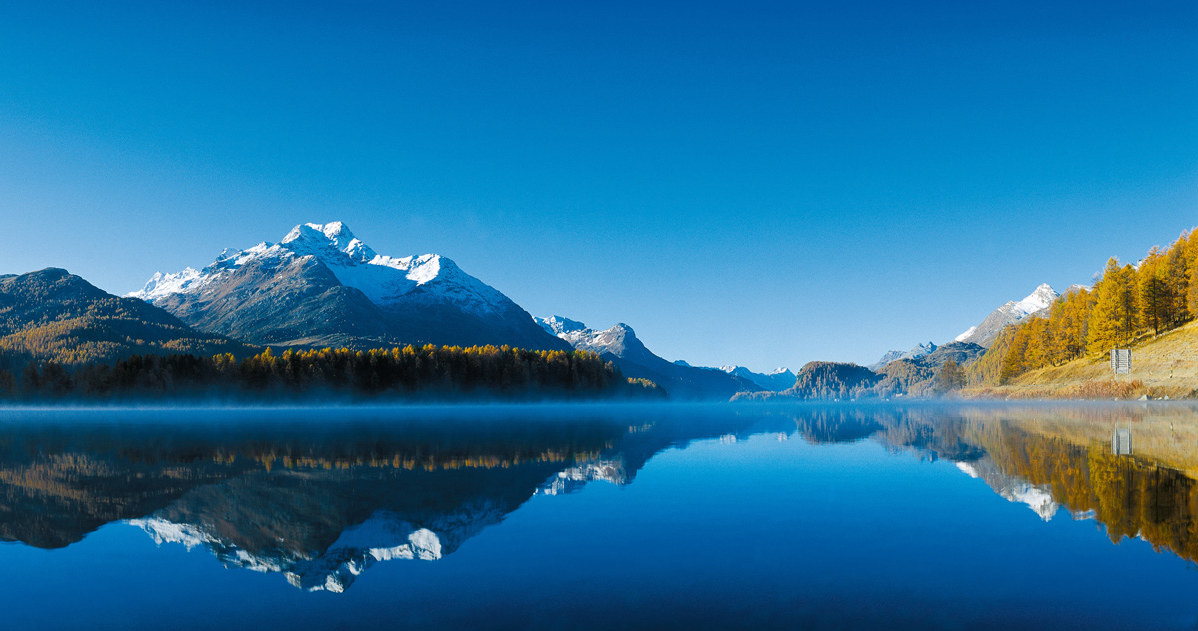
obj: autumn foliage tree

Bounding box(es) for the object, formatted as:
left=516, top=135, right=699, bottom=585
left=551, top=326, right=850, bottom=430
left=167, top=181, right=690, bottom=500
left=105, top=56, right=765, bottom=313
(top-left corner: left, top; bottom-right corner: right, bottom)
left=984, top=228, right=1198, bottom=385
left=935, top=360, right=966, bottom=393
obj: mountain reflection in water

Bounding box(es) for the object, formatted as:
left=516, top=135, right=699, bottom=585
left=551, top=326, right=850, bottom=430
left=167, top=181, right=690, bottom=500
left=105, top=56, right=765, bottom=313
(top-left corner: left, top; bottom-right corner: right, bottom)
left=0, top=403, right=1195, bottom=593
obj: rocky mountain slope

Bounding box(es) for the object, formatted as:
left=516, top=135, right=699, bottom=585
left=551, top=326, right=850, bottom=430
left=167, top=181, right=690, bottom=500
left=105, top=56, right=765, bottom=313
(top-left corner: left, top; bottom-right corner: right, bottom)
left=131, top=222, right=568, bottom=351
left=954, top=283, right=1060, bottom=348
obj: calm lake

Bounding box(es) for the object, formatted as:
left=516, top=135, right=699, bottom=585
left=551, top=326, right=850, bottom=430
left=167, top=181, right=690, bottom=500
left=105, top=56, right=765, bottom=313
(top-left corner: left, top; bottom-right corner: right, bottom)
left=0, top=402, right=1196, bottom=630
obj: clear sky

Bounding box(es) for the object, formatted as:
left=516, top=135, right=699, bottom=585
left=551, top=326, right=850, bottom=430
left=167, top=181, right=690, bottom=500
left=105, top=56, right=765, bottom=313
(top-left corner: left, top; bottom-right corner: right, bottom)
left=0, top=0, right=1195, bottom=371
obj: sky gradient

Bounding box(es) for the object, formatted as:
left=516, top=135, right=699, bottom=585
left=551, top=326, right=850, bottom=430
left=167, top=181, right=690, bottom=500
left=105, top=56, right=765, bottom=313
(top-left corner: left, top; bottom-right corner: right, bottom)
left=1, top=0, right=1195, bottom=370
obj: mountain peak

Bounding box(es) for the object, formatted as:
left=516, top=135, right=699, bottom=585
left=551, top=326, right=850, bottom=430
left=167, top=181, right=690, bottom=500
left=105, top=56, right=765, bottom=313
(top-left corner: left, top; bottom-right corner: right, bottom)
left=953, top=282, right=1060, bottom=348
left=534, top=315, right=588, bottom=336
left=127, top=222, right=568, bottom=351
left=1015, top=283, right=1059, bottom=315
left=282, top=221, right=354, bottom=243
left=282, top=221, right=376, bottom=263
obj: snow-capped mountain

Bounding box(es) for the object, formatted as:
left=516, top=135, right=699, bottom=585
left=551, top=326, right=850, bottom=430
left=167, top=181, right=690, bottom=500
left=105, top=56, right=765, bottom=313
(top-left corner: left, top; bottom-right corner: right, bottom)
left=534, top=315, right=760, bottom=400
left=130, top=222, right=568, bottom=351
left=719, top=366, right=796, bottom=391
left=953, top=283, right=1060, bottom=348
left=871, top=342, right=937, bottom=369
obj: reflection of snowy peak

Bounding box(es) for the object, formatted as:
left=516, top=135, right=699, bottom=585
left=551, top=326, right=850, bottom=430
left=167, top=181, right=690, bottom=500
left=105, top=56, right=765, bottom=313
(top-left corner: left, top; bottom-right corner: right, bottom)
left=129, top=222, right=567, bottom=350
left=955, top=459, right=1059, bottom=521
left=537, top=459, right=629, bottom=496
left=130, top=499, right=505, bottom=593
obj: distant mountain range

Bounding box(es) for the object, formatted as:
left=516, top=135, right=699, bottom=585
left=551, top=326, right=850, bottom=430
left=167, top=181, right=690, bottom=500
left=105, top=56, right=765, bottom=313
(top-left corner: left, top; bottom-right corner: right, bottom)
left=534, top=316, right=763, bottom=399
left=719, top=365, right=795, bottom=391
left=0, top=222, right=786, bottom=400
left=131, top=222, right=568, bottom=352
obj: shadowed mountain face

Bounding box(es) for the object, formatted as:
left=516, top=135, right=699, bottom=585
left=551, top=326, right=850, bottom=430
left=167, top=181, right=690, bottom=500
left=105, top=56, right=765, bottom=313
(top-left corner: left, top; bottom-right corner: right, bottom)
left=1, top=405, right=1195, bottom=593
left=152, top=254, right=397, bottom=347
left=132, top=222, right=569, bottom=352
left=0, top=268, right=254, bottom=366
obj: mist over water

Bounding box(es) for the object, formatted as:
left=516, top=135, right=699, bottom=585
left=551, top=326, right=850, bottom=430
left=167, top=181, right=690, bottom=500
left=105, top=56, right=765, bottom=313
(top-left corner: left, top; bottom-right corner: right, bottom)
left=0, top=402, right=1196, bottom=630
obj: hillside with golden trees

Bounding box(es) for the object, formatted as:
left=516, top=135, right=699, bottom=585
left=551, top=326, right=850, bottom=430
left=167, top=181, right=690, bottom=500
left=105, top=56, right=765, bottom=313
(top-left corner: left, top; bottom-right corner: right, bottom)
left=966, top=227, right=1198, bottom=398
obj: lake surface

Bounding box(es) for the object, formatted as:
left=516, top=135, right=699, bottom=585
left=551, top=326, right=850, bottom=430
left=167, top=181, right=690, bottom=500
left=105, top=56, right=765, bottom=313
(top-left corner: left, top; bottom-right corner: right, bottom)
left=0, top=402, right=1196, bottom=630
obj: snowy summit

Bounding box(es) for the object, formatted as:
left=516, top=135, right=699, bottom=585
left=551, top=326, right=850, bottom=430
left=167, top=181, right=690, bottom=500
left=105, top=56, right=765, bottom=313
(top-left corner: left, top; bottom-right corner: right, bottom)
left=131, top=221, right=508, bottom=314
left=127, top=221, right=566, bottom=350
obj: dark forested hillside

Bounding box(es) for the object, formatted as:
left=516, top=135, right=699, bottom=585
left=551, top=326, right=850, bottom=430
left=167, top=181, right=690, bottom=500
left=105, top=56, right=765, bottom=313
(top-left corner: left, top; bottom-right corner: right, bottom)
left=4, top=344, right=657, bottom=402
left=0, top=268, right=255, bottom=365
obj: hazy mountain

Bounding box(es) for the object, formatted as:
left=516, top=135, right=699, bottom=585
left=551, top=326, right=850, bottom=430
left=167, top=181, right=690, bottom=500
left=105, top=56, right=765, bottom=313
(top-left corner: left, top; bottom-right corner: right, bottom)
left=130, top=222, right=568, bottom=351
left=954, top=283, right=1060, bottom=348
left=535, top=315, right=760, bottom=400
left=0, top=268, right=252, bottom=366
left=871, top=342, right=937, bottom=370
left=719, top=365, right=795, bottom=391
left=873, top=342, right=985, bottom=398
left=739, top=362, right=880, bottom=401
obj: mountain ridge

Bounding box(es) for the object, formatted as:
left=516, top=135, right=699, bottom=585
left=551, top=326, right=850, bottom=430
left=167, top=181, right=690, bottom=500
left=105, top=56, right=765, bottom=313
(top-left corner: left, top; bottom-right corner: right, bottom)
left=131, top=222, right=569, bottom=352
left=535, top=315, right=760, bottom=400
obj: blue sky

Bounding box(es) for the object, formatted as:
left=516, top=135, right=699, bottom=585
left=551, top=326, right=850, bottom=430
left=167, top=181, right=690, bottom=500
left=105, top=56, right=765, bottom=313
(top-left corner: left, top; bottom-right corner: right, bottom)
left=0, top=0, right=1195, bottom=370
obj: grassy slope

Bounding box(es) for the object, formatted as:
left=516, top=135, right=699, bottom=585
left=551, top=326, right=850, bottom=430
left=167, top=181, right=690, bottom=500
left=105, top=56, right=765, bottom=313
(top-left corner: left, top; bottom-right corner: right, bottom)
left=963, top=320, right=1198, bottom=399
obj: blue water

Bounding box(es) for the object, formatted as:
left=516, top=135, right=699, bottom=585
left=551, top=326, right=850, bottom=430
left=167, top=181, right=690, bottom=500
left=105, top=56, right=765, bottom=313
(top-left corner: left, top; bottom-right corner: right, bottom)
left=0, top=403, right=1194, bottom=630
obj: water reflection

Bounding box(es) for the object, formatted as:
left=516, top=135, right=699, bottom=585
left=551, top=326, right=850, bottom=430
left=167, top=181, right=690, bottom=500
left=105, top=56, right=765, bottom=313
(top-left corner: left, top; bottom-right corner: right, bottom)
left=1113, top=428, right=1133, bottom=455
left=0, top=403, right=1195, bottom=592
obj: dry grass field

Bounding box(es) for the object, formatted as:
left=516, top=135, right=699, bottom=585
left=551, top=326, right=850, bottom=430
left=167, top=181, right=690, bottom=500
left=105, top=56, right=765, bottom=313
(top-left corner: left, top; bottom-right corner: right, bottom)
left=963, top=320, right=1198, bottom=400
